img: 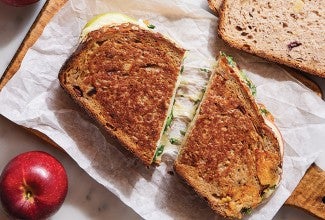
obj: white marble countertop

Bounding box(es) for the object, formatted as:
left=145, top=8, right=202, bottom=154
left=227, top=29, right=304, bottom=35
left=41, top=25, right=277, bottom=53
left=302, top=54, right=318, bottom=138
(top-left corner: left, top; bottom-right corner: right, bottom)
left=0, top=115, right=141, bottom=220
left=0, top=1, right=324, bottom=219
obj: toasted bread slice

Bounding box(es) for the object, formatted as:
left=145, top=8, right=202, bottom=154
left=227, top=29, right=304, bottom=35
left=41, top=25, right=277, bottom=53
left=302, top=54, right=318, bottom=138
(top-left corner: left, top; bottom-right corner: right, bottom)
left=218, top=0, right=325, bottom=77
left=174, top=54, right=282, bottom=219
left=59, top=13, right=186, bottom=165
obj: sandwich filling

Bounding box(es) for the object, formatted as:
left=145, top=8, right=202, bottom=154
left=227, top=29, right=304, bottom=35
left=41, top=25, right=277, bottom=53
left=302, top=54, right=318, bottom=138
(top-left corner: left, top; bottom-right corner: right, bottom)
left=153, top=66, right=211, bottom=163
left=153, top=66, right=184, bottom=163
left=154, top=52, right=283, bottom=171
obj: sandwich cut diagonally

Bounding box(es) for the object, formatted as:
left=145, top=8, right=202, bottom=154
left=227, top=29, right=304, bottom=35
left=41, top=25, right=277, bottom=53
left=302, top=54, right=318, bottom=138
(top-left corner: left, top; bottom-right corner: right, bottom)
left=174, top=53, right=283, bottom=219
left=59, top=13, right=186, bottom=166
left=58, top=11, right=284, bottom=219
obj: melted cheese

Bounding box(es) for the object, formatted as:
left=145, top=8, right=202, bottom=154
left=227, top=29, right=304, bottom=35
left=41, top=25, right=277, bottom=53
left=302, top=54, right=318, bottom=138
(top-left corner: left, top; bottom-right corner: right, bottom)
left=154, top=67, right=211, bottom=162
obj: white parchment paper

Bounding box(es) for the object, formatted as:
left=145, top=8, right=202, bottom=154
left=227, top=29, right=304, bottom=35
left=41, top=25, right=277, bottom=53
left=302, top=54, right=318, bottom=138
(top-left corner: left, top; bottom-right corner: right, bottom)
left=1, top=0, right=325, bottom=219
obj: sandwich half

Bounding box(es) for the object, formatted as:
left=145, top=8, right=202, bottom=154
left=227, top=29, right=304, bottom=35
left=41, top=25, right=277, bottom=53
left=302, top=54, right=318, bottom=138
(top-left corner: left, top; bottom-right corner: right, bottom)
left=174, top=53, right=283, bottom=219
left=59, top=13, right=186, bottom=165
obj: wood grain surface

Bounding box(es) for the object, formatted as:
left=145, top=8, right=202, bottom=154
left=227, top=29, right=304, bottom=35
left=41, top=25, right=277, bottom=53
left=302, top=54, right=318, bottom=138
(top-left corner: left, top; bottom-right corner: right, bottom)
left=0, top=0, right=324, bottom=218
left=0, top=0, right=67, bottom=89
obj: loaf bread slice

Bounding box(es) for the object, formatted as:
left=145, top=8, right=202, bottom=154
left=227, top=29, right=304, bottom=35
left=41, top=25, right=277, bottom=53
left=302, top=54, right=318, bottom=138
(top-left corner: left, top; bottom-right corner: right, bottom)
left=218, top=0, right=325, bottom=77
left=174, top=54, right=283, bottom=219
left=59, top=14, right=186, bottom=166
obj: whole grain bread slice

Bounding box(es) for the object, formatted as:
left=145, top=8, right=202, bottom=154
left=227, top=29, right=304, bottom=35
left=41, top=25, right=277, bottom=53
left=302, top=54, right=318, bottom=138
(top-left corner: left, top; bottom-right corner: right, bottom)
left=174, top=54, right=282, bottom=219
left=218, top=0, right=325, bottom=77
left=59, top=22, right=185, bottom=166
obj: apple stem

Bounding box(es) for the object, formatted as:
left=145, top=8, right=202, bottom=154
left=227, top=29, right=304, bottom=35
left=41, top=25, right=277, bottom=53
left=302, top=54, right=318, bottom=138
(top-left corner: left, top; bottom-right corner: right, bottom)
left=25, top=190, right=33, bottom=200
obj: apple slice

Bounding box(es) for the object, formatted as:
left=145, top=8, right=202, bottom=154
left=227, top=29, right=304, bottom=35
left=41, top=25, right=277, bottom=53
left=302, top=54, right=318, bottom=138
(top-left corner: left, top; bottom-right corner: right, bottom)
left=81, top=13, right=148, bottom=40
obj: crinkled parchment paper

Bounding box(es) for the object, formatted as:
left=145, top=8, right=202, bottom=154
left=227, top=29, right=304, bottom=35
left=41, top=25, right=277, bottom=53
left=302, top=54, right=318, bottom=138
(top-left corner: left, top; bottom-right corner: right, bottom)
left=0, top=0, right=325, bottom=219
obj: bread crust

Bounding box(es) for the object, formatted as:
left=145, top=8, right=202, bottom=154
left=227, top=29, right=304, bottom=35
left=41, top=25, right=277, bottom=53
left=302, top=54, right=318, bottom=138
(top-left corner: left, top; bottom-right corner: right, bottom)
left=174, top=56, right=282, bottom=219
left=218, top=0, right=325, bottom=77
left=59, top=23, right=185, bottom=165
left=207, top=0, right=223, bottom=15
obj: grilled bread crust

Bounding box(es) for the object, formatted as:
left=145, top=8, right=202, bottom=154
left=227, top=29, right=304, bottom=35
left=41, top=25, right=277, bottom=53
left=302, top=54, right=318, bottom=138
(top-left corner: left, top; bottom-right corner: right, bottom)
left=218, top=0, right=325, bottom=77
left=174, top=57, right=282, bottom=219
left=59, top=23, right=185, bottom=165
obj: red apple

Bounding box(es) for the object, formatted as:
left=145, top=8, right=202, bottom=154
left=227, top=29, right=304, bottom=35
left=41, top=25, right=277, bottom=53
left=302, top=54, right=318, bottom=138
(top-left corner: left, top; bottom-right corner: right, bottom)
left=0, top=0, right=39, bottom=7
left=0, top=151, right=68, bottom=219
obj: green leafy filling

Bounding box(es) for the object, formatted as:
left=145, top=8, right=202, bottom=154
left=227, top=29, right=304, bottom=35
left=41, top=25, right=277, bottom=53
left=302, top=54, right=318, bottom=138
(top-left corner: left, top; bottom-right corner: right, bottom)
left=240, top=207, right=252, bottom=215
left=261, top=185, right=277, bottom=199
left=155, top=103, right=174, bottom=162
left=220, top=52, right=236, bottom=67
left=238, top=70, right=257, bottom=96
left=180, top=65, right=184, bottom=74
left=180, top=130, right=186, bottom=136
left=169, top=138, right=181, bottom=145
left=199, top=68, right=210, bottom=73
left=153, top=145, right=165, bottom=161
left=220, top=52, right=256, bottom=96
left=147, top=24, right=155, bottom=29
left=164, top=111, right=174, bottom=132
left=260, top=108, right=270, bottom=116
left=194, top=99, right=201, bottom=105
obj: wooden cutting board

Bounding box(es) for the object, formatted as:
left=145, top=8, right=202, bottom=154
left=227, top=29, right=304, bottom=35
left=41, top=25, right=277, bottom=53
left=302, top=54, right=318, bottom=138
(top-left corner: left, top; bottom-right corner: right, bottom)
left=0, top=0, right=324, bottom=218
